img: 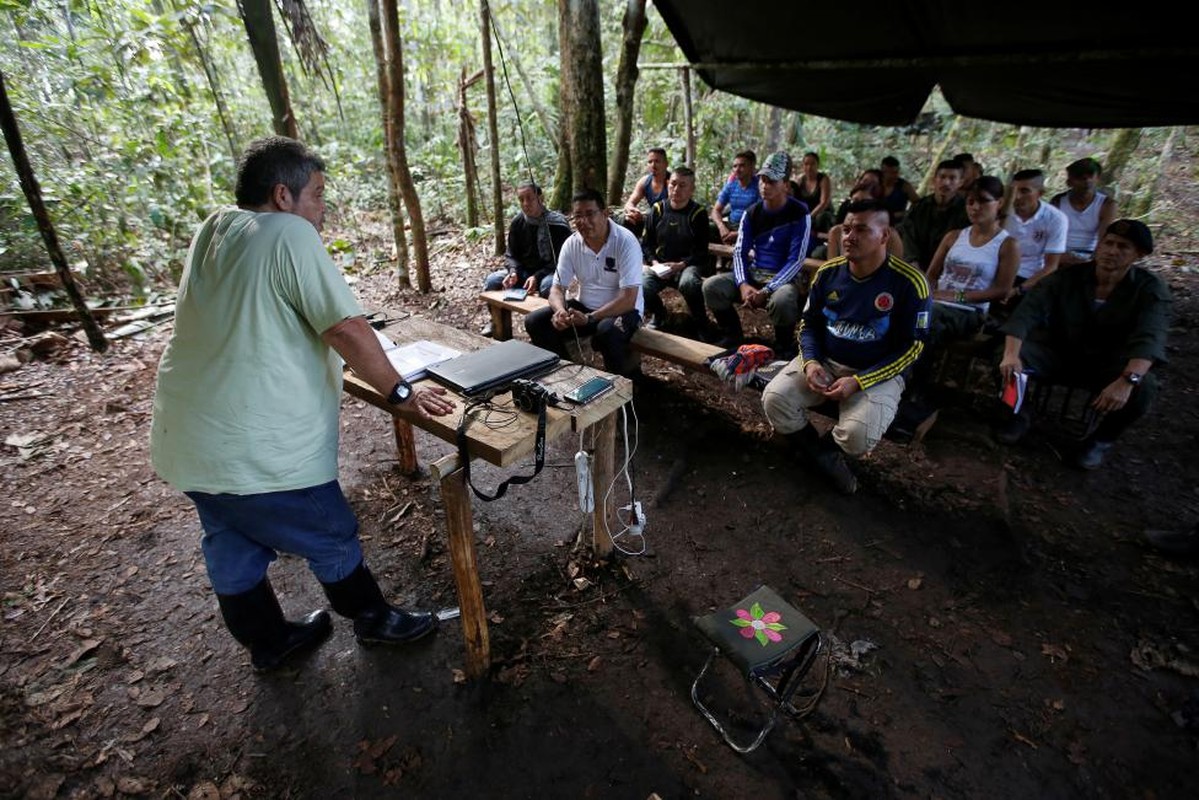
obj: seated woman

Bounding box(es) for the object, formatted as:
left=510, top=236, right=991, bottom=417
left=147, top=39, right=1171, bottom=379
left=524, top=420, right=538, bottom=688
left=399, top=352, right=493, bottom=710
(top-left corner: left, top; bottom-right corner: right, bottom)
left=794, top=152, right=833, bottom=234
left=924, top=175, right=1019, bottom=346
left=825, top=181, right=903, bottom=259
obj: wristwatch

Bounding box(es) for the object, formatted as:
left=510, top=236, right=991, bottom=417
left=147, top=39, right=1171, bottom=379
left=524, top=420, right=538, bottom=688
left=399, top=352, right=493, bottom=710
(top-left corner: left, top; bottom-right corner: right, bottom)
left=1123, top=372, right=1143, bottom=386
left=387, top=379, right=413, bottom=405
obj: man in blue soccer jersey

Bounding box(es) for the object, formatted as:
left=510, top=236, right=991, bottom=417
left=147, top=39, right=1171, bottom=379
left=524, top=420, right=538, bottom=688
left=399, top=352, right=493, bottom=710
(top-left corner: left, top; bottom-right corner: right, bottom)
left=762, top=200, right=931, bottom=493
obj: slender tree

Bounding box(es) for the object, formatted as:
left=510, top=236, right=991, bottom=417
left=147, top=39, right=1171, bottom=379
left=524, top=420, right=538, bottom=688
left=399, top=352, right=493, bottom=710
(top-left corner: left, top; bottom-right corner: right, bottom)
left=459, top=67, right=482, bottom=228
left=381, top=0, right=431, bottom=292
left=366, top=0, right=409, bottom=282
left=480, top=0, right=505, bottom=255
left=607, top=0, right=646, bottom=206
left=237, top=0, right=299, bottom=138
left=0, top=69, right=107, bottom=353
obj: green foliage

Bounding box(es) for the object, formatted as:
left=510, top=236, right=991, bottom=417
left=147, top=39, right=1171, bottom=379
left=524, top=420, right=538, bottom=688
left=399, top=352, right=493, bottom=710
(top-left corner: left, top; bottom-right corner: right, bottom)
left=0, top=0, right=1178, bottom=303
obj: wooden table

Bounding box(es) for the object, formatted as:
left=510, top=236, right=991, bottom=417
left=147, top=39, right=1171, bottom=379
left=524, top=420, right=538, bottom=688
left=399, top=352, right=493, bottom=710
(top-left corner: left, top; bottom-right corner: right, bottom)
left=342, top=316, right=633, bottom=679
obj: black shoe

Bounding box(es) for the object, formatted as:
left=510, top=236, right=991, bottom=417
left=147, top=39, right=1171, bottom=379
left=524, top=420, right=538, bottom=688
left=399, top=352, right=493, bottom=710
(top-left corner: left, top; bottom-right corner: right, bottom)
left=217, top=579, right=333, bottom=673
left=773, top=324, right=797, bottom=361
left=1144, top=528, right=1199, bottom=558
left=321, top=562, right=439, bottom=646
left=789, top=426, right=857, bottom=494
left=812, top=447, right=858, bottom=495
left=1074, top=439, right=1113, bottom=470
left=354, top=607, right=437, bottom=645
left=996, top=412, right=1031, bottom=445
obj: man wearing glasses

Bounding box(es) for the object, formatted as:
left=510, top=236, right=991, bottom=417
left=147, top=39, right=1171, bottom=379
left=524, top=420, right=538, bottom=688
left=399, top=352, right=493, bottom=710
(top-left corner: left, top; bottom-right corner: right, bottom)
left=525, top=189, right=644, bottom=376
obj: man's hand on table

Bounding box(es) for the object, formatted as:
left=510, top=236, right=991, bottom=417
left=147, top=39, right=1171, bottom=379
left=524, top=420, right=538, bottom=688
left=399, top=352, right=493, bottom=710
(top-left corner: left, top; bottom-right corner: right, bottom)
left=405, top=385, right=455, bottom=418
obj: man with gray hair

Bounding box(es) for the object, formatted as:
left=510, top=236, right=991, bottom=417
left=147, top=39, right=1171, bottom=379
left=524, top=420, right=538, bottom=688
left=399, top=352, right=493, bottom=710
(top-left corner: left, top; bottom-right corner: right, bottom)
left=151, top=137, right=455, bottom=672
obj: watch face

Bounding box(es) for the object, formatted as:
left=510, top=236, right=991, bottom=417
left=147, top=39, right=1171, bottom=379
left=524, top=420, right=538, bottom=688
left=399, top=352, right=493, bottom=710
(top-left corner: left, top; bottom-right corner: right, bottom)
left=389, top=381, right=412, bottom=404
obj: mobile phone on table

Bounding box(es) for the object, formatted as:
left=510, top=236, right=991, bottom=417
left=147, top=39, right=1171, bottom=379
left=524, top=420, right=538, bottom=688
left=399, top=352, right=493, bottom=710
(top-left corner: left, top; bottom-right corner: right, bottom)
left=503, top=287, right=529, bottom=301
left=564, top=376, right=615, bottom=405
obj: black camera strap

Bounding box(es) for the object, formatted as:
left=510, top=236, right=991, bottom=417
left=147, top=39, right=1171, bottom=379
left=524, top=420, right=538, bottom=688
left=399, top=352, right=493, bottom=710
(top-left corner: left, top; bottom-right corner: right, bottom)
left=455, top=397, right=547, bottom=502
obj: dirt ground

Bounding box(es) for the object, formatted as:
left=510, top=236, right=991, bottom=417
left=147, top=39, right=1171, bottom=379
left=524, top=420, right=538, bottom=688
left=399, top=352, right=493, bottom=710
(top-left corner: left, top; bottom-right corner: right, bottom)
left=4, top=174, right=1199, bottom=798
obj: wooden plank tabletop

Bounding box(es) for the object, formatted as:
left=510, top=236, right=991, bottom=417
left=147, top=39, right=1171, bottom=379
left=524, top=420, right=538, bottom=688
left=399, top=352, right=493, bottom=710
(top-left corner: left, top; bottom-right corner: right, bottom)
left=343, top=315, right=631, bottom=468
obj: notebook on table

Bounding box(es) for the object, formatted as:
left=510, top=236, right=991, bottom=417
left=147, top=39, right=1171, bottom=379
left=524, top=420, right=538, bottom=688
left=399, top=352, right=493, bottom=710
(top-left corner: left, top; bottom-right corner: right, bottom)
left=426, top=339, right=560, bottom=397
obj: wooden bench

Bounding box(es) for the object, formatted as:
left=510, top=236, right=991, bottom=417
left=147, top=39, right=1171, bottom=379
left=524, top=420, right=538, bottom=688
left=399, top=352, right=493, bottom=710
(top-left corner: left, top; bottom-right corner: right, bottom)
left=480, top=290, right=725, bottom=372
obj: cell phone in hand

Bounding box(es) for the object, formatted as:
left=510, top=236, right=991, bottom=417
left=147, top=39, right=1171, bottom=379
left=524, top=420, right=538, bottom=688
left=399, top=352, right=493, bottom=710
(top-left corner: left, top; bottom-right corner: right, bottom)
left=503, top=287, right=528, bottom=301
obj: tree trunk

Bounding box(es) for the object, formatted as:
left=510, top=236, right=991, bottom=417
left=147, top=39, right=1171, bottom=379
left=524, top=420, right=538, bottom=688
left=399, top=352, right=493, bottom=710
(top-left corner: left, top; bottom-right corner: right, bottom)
left=0, top=70, right=107, bottom=353
left=606, top=0, right=646, bottom=206
left=1147, top=126, right=1181, bottom=218
left=1104, top=128, right=1142, bottom=194
left=480, top=0, right=505, bottom=256
left=559, top=0, right=606, bottom=195
left=381, top=0, right=431, bottom=292
left=680, top=66, right=696, bottom=168
left=490, top=13, right=557, bottom=151
left=764, top=105, right=783, bottom=153
left=550, top=119, right=573, bottom=212
left=185, top=21, right=239, bottom=161
left=367, top=0, right=409, bottom=285
left=459, top=68, right=481, bottom=228
left=238, top=0, right=299, bottom=139
left=549, top=0, right=572, bottom=212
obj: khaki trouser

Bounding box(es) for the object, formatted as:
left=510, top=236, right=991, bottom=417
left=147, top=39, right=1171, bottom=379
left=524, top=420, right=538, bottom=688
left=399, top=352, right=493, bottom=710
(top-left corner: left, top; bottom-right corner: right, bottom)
left=761, top=358, right=904, bottom=456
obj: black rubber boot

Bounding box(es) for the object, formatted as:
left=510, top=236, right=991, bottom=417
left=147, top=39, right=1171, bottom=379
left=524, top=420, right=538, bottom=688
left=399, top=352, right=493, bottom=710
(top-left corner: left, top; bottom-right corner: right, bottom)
left=788, top=426, right=857, bottom=495
left=216, top=578, right=332, bottom=673
left=712, top=307, right=743, bottom=349
left=320, top=562, right=437, bottom=646
left=773, top=324, right=798, bottom=361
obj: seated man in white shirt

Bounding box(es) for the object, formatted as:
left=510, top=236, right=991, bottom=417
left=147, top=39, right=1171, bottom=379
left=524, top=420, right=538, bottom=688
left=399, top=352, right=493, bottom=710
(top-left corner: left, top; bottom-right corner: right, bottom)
left=1003, top=168, right=1068, bottom=299
left=526, top=189, right=644, bottom=376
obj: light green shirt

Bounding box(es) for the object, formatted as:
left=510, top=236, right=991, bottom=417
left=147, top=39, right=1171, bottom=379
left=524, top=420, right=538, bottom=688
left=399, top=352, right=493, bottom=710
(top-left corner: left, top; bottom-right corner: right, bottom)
left=150, top=208, right=363, bottom=494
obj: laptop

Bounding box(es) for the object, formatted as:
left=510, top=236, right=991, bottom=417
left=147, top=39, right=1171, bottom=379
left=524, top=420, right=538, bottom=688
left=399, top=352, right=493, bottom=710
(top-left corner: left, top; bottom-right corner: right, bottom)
left=426, top=339, right=560, bottom=397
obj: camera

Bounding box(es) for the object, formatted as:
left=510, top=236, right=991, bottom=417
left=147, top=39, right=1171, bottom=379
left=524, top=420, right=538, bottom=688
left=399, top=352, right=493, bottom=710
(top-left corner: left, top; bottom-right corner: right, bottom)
left=510, top=379, right=558, bottom=412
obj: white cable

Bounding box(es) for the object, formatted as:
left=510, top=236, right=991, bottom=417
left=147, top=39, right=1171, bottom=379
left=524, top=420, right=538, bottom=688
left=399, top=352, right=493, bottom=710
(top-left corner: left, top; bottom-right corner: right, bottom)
left=601, top=400, right=646, bottom=556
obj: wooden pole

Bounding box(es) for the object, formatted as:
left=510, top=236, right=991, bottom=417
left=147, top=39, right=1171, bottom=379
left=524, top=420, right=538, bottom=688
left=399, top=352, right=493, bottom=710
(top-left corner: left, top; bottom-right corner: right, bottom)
left=589, top=413, right=617, bottom=558
left=0, top=69, right=107, bottom=353
left=437, top=464, right=491, bottom=680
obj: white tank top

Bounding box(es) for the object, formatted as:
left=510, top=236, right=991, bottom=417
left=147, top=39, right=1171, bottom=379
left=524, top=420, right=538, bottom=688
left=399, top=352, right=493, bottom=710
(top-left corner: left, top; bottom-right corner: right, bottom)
left=936, top=227, right=1010, bottom=313
left=1055, top=191, right=1107, bottom=254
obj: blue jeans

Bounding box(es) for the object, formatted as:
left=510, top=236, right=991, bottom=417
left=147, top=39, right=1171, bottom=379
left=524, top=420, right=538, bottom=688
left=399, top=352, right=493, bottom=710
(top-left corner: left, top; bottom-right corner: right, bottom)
left=484, top=268, right=554, bottom=297
left=186, top=480, right=363, bottom=595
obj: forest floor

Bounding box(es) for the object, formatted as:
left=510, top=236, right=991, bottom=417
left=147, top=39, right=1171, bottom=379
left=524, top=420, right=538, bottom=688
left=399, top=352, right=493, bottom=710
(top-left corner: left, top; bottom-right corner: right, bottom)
left=3, top=157, right=1199, bottom=797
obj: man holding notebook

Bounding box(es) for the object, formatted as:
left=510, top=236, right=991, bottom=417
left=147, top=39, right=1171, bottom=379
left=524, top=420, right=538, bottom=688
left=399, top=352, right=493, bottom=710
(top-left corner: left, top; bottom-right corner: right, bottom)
left=525, top=188, right=643, bottom=376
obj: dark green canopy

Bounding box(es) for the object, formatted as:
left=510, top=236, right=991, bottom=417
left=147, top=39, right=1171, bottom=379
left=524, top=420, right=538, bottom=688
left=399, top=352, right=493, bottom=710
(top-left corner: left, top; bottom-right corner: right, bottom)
left=654, top=1, right=1199, bottom=128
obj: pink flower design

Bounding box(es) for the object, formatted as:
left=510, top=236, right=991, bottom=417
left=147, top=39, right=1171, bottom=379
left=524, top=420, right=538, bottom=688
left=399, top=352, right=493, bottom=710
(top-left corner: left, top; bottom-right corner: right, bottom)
left=729, top=602, right=788, bottom=646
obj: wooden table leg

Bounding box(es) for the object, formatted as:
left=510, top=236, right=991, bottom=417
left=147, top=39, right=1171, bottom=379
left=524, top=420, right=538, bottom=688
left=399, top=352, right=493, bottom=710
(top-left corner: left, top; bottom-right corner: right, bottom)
left=438, top=465, right=491, bottom=679
left=392, top=417, right=419, bottom=476
left=489, top=307, right=513, bottom=341
left=590, top=411, right=617, bottom=558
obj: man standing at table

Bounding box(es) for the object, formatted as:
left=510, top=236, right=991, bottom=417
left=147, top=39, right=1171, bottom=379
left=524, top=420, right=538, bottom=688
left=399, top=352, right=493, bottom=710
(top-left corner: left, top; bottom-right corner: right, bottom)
left=525, top=188, right=643, bottom=376
left=151, top=137, right=455, bottom=673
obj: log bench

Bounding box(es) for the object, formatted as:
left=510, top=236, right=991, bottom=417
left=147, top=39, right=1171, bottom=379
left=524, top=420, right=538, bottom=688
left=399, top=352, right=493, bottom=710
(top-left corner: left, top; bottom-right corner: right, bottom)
left=479, top=290, right=725, bottom=373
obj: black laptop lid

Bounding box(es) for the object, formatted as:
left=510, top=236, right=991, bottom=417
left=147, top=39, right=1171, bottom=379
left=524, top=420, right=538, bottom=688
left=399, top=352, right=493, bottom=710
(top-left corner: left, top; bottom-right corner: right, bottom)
left=426, top=339, right=560, bottom=396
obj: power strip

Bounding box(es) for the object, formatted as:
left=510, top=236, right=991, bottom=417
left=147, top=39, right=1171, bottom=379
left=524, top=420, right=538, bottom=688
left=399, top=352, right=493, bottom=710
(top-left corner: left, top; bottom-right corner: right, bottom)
left=621, top=501, right=646, bottom=535
left=575, top=451, right=594, bottom=513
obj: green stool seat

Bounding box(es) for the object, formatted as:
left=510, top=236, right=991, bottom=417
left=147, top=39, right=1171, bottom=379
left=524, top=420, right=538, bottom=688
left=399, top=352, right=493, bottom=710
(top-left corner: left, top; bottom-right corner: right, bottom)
left=691, top=585, right=825, bottom=753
